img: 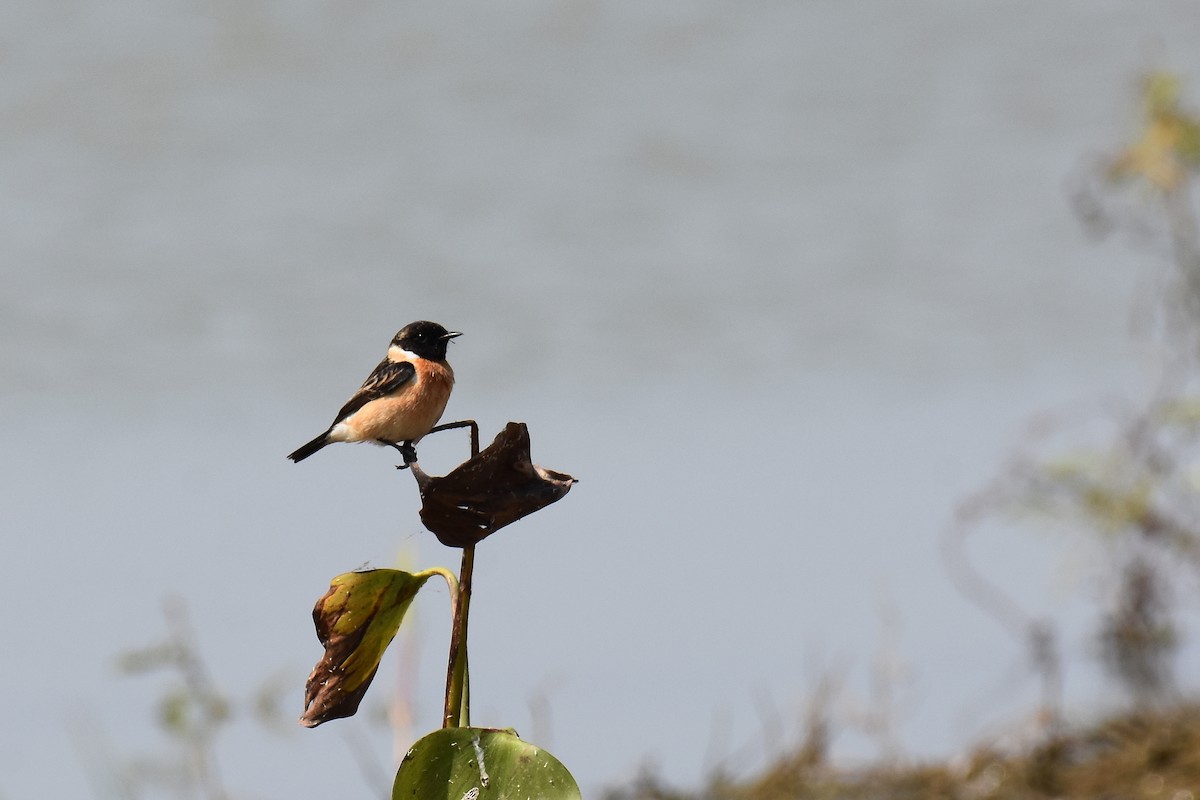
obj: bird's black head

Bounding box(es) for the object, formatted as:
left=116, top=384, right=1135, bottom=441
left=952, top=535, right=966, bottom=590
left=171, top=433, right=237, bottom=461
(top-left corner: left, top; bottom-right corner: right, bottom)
left=392, top=320, right=461, bottom=361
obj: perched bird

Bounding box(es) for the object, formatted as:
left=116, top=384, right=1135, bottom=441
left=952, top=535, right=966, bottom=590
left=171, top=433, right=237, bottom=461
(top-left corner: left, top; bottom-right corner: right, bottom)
left=287, top=320, right=461, bottom=463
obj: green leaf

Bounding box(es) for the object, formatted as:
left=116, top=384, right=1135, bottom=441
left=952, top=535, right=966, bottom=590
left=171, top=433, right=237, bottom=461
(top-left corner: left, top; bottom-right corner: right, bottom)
left=392, top=727, right=581, bottom=800
left=300, top=568, right=437, bottom=727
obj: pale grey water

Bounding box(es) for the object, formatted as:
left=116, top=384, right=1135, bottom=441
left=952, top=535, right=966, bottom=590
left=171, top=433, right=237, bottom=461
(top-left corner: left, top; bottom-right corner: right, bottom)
left=5, top=1, right=1200, bottom=797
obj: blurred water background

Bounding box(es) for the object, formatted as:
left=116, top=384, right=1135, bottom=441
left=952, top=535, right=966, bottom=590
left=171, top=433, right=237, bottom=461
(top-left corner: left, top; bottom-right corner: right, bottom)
left=5, top=1, right=1200, bottom=797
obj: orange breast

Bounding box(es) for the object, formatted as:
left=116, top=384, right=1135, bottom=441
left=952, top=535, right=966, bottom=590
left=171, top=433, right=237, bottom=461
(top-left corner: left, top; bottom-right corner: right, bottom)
left=343, top=361, right=454, bottom=443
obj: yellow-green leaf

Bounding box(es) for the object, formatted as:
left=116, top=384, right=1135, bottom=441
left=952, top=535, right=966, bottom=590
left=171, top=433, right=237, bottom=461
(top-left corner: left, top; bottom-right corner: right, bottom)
left=300, top=568, right=436, bottom=727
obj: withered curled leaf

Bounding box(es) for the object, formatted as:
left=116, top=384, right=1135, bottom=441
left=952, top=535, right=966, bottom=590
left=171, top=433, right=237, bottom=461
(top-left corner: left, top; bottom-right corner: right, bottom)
left=411, top=422, right=577, bottom=548
left=300, top=568, right=434, bottom=727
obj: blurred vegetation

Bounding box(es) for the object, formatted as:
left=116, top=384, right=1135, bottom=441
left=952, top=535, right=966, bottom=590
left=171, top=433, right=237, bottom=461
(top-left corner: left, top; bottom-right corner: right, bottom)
left=605, top=704, right=1200, bottom=799
left=948, top=68, right=1200, bottom=716
left=98, top=598, right=407, bottom=800
left=607, top=71, right=1200, bottom=800
left=89, top=599, right=278, bottom=800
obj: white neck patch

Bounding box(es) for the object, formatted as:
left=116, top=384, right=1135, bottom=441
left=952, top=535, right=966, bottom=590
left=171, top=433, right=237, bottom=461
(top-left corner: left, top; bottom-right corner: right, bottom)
left=387, top=344, right=419, bottom=362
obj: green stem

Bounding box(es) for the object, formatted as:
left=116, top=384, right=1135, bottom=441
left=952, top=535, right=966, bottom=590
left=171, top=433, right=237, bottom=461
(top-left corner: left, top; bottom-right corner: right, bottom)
left=421, top=566, right=459, bottom=604
left=443, top=544, right=474, bottom=727
left=442, top=428, right=481, bottom=728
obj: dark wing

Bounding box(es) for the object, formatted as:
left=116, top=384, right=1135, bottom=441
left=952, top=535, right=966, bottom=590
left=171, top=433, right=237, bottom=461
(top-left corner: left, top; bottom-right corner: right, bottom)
left=330, top=359, right=416, bottom=425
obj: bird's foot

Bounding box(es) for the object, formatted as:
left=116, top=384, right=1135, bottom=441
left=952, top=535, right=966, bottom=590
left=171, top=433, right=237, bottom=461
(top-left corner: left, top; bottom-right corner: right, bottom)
left=382, top=440, right=418, bottom=469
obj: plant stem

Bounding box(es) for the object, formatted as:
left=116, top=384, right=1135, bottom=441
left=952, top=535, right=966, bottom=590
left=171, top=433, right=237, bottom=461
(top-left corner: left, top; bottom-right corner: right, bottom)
left=443, top=544, right=475, bottom=728
left=442, top=426, right=481, bottom=728
left=428, top=419, right=480, bottom=457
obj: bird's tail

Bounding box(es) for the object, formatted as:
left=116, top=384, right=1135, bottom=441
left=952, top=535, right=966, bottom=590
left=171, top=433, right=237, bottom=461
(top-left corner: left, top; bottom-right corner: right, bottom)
left=288, top=432, right=330, bottom=462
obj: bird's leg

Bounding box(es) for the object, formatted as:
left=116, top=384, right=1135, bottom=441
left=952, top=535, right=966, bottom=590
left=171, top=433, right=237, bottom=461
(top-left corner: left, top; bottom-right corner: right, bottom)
left=380, top=439, right=418, bottom=469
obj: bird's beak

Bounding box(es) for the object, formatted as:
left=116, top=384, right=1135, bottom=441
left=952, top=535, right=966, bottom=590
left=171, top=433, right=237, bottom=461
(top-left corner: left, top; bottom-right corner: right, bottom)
left=444, top=331, right=463, bottom=340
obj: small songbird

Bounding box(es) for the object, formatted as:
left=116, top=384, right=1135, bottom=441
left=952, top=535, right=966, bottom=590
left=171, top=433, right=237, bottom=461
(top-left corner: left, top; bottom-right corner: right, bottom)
left=287, top=320, right=461, bottom=463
